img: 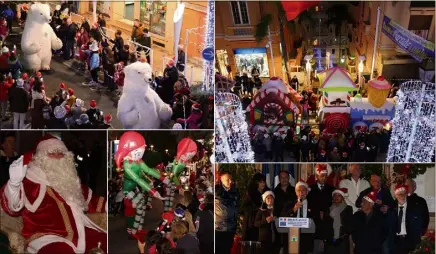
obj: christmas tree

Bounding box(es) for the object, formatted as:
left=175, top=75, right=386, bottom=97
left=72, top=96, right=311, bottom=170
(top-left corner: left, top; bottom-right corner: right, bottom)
left=215, top=93, right=255, bottom=162
left=387, top=81, right=435, bottom=162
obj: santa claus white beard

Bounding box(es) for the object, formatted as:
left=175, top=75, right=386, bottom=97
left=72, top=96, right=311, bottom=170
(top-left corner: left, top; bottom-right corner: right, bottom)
left=30, top=152, right=87, bottom=211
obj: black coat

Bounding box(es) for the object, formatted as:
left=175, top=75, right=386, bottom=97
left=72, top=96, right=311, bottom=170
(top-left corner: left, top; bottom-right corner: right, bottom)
left=408, top=193, right=430, bottom=234
left=273, top=184, right=297, bottom=218
left=242, top=187, right=269, bottom=241
left=254, top=208, right=280, bottom=254
left=392, top=199, right=427, bottom=251
left=355, top=187, right=395, bottom=210
left=352, top=210, right=388, bottom=254
left=110, top=37, right=124, bottom=55
left=307, top=183, right=335, bottom=238
left=352, top=147, right=369, bottom=162
left=321, top=205, right=353, bottom=254
left=281, top=199, right=315, bottom=253
left=8, top=87, right=29, bottom=113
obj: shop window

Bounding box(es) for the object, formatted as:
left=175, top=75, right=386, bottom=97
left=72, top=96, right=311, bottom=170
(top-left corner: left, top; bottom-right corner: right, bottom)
left=230, top=1, right=250, bottom=25
left=139, top=1, right=167, bottom=37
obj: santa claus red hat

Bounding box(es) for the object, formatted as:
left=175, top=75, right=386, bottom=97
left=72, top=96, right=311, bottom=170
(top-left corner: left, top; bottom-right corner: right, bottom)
left=36, top=137, right=68, bottom=154
left=320, top=150, right=326, bottom=156
left=114, top=131, right=147, bottom=169
left=197, top=194, right=205, bottom=203
left=394, top=185, right=408, bottom=195
left=192, top=103, right=201, bottom=111
left=315, top=164, right=328, bottom=175
left=36, top=71, right=42, bottom=78
left=332, top=188, right=349, bottom=198
left=168, top=57, right=175, bottom=67
left=21, top=73, right=28, bottom=80
left=363, top=191, right=377, bottom=204
left=295, top=180, right=310, bottom=191
left=90, top=100, right=97, bottom=109
left=23, top=134, right=62, bottom=165
left=68, top=88, right=75, bottom=96
left=59, top=82, right=67, bottom=90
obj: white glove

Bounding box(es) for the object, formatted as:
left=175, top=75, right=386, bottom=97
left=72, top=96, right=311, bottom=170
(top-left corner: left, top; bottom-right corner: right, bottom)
left=9, top=156, right=27, bottom=186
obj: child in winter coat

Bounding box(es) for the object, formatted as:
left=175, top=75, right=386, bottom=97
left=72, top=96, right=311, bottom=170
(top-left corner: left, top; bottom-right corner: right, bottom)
left=87, top=42, right=100, bottom=85
left=254, top=191, right=279, bottom=254
left=177, top=103, right=203, bottom=129
left=0, top=75, right=13, bottom=121
left=8, top=54, right=22, bottom=79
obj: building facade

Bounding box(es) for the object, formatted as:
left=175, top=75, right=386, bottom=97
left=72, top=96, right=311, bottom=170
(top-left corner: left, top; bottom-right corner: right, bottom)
left=349, top=1, right=435, bottom=79
left=215, top=1, right=294, bottom=80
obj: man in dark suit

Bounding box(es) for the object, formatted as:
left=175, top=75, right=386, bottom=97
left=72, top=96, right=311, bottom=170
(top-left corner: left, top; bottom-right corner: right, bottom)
left=355, top=174, right=395, bottom=253
left=274, top=170, right=297, bottom=253
left=406, top=178, right=430, bottom=234
left=352, top=191, right=389, bottom=254
left=392, top=185, right=427, bottom=254
left=281, top=181, right=314, bottom=254
left=307, top=164, right=335, bottom=254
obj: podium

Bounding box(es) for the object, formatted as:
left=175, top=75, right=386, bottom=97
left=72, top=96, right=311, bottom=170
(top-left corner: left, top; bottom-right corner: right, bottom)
left=275, top=217, right=315, bottom=254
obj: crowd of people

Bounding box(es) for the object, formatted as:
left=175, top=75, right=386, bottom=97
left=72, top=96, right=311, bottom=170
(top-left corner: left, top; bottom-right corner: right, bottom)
left=0, top=2, right=213, bottom=129
left=215, top=164, right=430, bottom=254
left=108, top=162, right=214, bottom=254
left=251, top=127, right=391, bottom=162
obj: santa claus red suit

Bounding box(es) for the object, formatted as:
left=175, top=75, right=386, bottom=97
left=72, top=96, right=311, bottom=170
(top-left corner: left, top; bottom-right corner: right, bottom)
left=0, top=136, right=107, bottom=254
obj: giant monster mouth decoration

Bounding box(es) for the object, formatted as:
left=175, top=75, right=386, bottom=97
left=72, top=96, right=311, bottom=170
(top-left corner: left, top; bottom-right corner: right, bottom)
left=264, top=103, right=284, bottom=125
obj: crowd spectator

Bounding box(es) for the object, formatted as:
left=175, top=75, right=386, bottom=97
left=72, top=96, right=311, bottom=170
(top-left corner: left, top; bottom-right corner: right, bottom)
left=254, top=190, right=280, bottom=254
left=0, top=132, right=18, bottom=187
left=8, top=78, right=28, bottom=129
left=131, top=19, right=143, bottom=42
left=176, top=44, right=185, bottom=72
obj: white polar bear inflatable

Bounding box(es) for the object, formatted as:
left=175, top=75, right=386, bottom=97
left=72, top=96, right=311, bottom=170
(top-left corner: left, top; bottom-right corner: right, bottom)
left=21, top=3, right=63, bottom=71
left=117, top=61, right=172, bottom=129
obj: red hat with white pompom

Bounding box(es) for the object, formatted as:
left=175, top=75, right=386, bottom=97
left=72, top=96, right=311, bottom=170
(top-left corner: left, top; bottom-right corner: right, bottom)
left=90, top=100, right=97, bottom=109
left=59, top=82, right=67, bottom=90
left=332, top=188, right=349, bottom=198
left=192, top=103, right=201, bottom=111
left=315, top=164, right=328, bottom=175
left=104, top=114, right=112, bottom=125
left=363, top=191, right=377, bottom=204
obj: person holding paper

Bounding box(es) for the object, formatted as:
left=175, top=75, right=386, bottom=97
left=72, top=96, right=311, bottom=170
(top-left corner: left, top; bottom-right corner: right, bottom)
left=351, top=191, right=388, bottom=254
left=281, top=180, right=315, bottom=254
left=255, top=191, right=279, bottom=254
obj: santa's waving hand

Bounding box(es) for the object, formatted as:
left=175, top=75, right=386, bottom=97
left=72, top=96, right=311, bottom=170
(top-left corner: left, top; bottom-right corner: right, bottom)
left=4, top=155, right=27, bottom=212
left=1, top=136, right=107, bottom=254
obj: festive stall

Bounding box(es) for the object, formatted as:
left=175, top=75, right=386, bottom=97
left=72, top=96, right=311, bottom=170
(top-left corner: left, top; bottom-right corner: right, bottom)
left=246, top=77, right=302, bottom=134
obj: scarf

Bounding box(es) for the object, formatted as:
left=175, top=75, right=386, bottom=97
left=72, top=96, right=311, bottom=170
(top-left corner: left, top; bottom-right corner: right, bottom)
left=330, top=202, right=347, bottom=239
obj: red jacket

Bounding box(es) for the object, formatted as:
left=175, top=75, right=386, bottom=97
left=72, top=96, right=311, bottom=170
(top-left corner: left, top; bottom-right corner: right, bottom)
left=0, top=80, right=12, bottom=101
left=0, top=52, right=10, bottom=69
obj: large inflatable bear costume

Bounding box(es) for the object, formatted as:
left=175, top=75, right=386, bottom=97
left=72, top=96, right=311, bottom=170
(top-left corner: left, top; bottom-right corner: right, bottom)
left=21, top=3, right=62, bottom=71
left=117, top=61, right=172, bottom=129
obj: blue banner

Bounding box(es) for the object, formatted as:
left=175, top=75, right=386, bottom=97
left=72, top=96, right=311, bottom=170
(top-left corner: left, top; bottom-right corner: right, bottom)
left=382, top=15, right=435, bottom=62
left=234, top=48, right=267, bottom=55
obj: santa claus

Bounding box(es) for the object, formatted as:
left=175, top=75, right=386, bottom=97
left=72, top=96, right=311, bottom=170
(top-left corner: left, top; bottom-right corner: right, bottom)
left=0, top=135, right=107, bottom=254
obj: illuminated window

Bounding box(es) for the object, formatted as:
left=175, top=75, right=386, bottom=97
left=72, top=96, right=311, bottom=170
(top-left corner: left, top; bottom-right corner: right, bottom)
left=139, top=1, right=167, bottom=37
left=231, top=1, right=250, bottom=25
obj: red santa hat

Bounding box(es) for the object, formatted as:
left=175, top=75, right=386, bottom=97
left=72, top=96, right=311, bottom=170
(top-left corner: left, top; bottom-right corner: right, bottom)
left=320, top=150, right=326, bottom=156
left=68, top=88, right=75, bottom=96
left=363, top=191, right=377, bottom=204
left=90, top=100, right=97, bottom=109
left=21, top=73, right=28, bottom=80
left=36, top=71, right=42, bottom=78
left=114, top=132, right=147, bottom=169
left=59, top=82, right=67, bottom=90
left=295, top=180, right=310, bottom=191
left=332, top=188, right=349, bottom=198
left=168, top=57, right=175, bottom=67
left=394, top=185, right=408, bottom=195
left=315, top=164, right=328, bottom=175
left=197, top=194, right=205, bottom=203
left=23, top=134, right=61, bottom=165
left=36, top=138, right=68, bottom=154
left=192, top=103, right=201, bottom=111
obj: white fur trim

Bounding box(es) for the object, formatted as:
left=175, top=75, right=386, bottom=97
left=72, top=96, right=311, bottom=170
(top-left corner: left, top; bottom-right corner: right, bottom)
left=332, top=189, right=348, bottom=197
left=262, top=191, right=275, bottom=202
left=24, top=183, right=46, bottom=213
left=86, top=187, right=93, bottom=205
left=296, top=181, right=309, bottom=190
left=395, top=187, right=406, bottom=195
left=36, top=139, right=68, bottom=154
left=27, top=235, right=78, bottom=253
left=316, top=169, right=328, bottom=175
left=363, top=196, right=375, bottom=204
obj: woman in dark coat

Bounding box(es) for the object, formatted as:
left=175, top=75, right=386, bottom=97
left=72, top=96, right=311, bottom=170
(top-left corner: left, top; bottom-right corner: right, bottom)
left=321, top=188, right=353, bottom=254
left=241, top=173, right=269, bottom=241
left=254, top=190, right=280, bottom=254
left=30, top=79, right=48, bottom=129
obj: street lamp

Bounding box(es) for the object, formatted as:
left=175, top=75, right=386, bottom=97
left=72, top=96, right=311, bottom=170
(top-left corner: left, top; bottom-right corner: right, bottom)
left=150, top=145, right=154, bottom=151
left=304, top=54, right=313, bottom=88
left=358, top=55, right=366, bottom=90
